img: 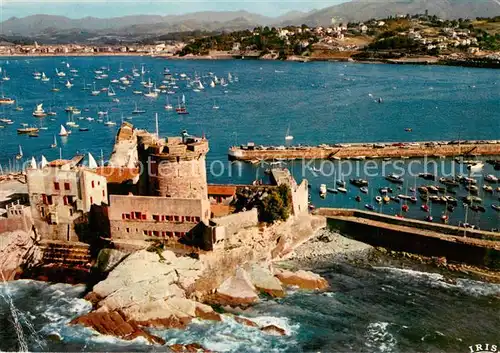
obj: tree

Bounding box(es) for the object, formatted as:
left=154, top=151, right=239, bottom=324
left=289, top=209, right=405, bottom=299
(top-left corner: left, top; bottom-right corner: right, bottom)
left=258, top=184, right=291, bottom=224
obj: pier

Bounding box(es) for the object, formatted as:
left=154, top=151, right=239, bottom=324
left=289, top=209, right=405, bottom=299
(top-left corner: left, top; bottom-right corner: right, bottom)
left=315, top=208, right=500, bottom=269
left=228, top=140, right=500, bottom=162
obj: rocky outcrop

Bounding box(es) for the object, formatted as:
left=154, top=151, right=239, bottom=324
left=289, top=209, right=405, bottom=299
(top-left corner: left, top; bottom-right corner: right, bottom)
left=169, top=343, right=212, bottom=352
left=0, top=230, right=41, bottom=280
left=274, top=269, right=328, bottom=290
left=246, top=263, right=284, bottom=297
left=234, top=316, right=259, bottom=327
left=70, top=310, right=166, bottom=345
left=94, top=248, right=128, bottom=273
left=209, top=268, right=259, bottom=306
left=261, top=324, right=287, bottom=336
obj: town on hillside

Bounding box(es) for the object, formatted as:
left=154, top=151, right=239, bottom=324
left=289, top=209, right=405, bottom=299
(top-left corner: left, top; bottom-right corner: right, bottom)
left=1, top=13, right=499, bottom=67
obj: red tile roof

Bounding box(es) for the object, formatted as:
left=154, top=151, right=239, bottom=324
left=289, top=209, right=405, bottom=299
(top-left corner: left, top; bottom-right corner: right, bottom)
left=95, top=167, right=140, bottom=184
left=208, top=185, right=236, bottom=197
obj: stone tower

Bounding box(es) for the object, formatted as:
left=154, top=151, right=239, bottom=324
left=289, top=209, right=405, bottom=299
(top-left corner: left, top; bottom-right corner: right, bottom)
left=137, top=131, right=209, bottom=200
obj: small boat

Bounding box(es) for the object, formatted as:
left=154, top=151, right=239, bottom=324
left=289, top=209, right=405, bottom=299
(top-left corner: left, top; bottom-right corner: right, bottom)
left=17, top=127, right=39, bottom=134
left=390, top=196, right=400, bottom=203
left=355, top=195, right=361, bottom=202
left=405, top=128, right=413, bottom=132
left=426, top=215, right=433, bottom=222
left=365, top=204, right=375, bottom=211
left=0, top=97, right=15, bottom=105
left=327, top=187, right=338, bottom=194
left=165, top=96, right=173, bottom=110
left=484, top=174, right=499, bottom=183
left=337, top=187, right=347, bottom=193
left=56, top=68, right=66, bottom=77
left=285, top=124, right=293, bottom=141
left=319, top=184, right=327, bottom=196
left=350, top=179, right=369, bottom=187
left=418, top=173, right=436, bottom=181
left=59, top=124, right=70, bottom=136
left=401, top=204, right=409, bottom=212
left=132, top=102, right=146, bottom=115
left=15, top=145, right=23, bottom=160
left=467, top=162, right=484, bottom=173
left=41, top=72, right=50, bottom=82
left=91, top=82, right=100, bottom=96
left=375, top=196, right=382, bottom=203
left=79, top=127, right=89, bottom=131
left=51, top=135, right=57, bottom=148
left=65, top=80, right=73, bottom=88
left=483, top=185, right=493, bottom=193
left=421, top=204, right=429, bottom=212
left=33, top=104, right=47, bottom=118
left=385, top=173, right=404, bottom=184
left=360, top=186, right=368, bottom=194
left=492, top=204, right=500, bottom=212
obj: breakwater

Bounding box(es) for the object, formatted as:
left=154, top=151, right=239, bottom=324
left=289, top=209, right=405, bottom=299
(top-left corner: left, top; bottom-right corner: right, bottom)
left=315, top=208, right=500, bottom=269
left=228, top=140, right=500, bottom=161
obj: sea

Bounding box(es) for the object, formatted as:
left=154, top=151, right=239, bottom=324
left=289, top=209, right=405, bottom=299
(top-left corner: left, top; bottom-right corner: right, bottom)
left=0, top=57, right=499, bottom=352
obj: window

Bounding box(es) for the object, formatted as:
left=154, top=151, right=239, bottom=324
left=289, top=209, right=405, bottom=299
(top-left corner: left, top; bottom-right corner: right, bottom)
left=174, top=216, right=180, bottom=222
left=54, top=182, right=60, bottom=191
left=91, top=180, right=95, bottom=188
left=134, top=212, right=141, bottom=219
left=143, top=230, right=148, bottom=236
left=102, top=190, right=105, bottom=197
left=152, top=231, right=159, bottom=237
left=64, top=182, right=70, bottom=191
left=41, top=208, right=45, bottom=217
left=90, top=196, right=93, bottom=205
left=153, top=215, right=160, bottom=222
left=122, top=213, right=126, bottom=220
left=167, top=232, right=173, bottom=237
left=126, top=228, right=130, bottom=233
left=42, top=194, right=47, bottom=205
left=63, top=196, right=68, bottom=205
left=126, top=214, right=131, bottom=220
left=69, top=209, right=73, bottom=216
left=47, top=195, right=53, bottom=205
left=141, top=214, right=147, bottom=220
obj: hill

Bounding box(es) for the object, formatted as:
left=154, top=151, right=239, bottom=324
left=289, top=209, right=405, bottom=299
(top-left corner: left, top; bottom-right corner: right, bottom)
left=297, top=0, right=500, bottom=26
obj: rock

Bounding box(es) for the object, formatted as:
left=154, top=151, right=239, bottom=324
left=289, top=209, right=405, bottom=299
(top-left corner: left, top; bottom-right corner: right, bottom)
left=0, top=231, right=41, bottom=280
left=46, top=332, right=63, bottom=342
left=246, top=264, right=285, bottom=298
left=95, top=248, right=128, bottom=273
left=260, top=324, right=286, bottom=336
left=318, top=233, right=334, bottom=243
left=274, top=269, right=328, bottom=290
left=70, top=310, right=165, bottom=345
left=169, top=343, right=212, bottom=352
left=213, top=268, right=259, bottom=306
left=194, top=303, right=221, bottom=321
left=83, top=292, right=102, bottom=308
left=234, top=316, right=258, bottom=327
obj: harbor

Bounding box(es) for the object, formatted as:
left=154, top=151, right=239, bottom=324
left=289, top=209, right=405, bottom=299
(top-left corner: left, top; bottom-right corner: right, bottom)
left=228, top=140, right=500, bottom=162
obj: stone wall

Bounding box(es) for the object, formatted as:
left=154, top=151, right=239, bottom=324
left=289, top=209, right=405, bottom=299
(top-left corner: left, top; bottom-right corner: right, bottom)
left=108, top=195, right=210, bottom=242
left=291, top=179, right=309, bottom=216
left=210, top=209, right=259, bottom=237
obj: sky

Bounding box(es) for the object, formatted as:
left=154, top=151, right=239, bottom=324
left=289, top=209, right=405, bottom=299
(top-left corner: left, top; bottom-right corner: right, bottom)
left=0, top=0, right=346, bottom=18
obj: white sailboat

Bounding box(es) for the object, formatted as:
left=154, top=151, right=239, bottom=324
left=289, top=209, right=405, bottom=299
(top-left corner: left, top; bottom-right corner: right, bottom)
left=210, top=80, right=216, bottom=88
left=65, top=80, right=73, bottom=88
left=91, top=82, right=100, bottom=96
left=56, top=68, right=66, bottom=77
left=15, top=145, right=23, bottom=160
left=33, top=104, right=47, bottom=118
left=41, top=72, right=50, bottom=82
left=107, top=86, right=116, bottom=97
left=144, top=86, right=158, bottom=98
left=88, top=153, right=98, bottom=169
left=30, top=157, right=37, bottom=169
left=41, top=155, right=48, bottom=168
left=59, top=124, right=70, bottom=136
left=104, top=114, right=116, bottom=126
left=285, top=124, right=294, bottom=141
left=51, top=135, right=57, bottom=148
left=164, top=96, right=173, bottom=110
left=212, top=100, right=220, bottom=110
left=228, top=72, right=233, bottom=83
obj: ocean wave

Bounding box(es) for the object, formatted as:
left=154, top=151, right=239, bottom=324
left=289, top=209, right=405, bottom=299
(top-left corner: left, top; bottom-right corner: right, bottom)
left=152, top=314, right=299, bottom=353
left=365, top=321, right=397, bottom=353
left=373, top=266, right=500, bottom=297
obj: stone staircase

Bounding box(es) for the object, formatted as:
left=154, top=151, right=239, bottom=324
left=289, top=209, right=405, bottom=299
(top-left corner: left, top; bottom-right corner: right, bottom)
left=40, top=240, right=91, bottom=267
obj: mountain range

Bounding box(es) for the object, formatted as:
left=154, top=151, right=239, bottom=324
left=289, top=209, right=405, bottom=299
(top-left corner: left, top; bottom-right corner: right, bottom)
left=0, top=0, right=499, bottom=43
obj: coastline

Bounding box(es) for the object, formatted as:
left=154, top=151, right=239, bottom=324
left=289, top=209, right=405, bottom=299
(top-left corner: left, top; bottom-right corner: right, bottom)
left=0, top=52, right=498, bottom=69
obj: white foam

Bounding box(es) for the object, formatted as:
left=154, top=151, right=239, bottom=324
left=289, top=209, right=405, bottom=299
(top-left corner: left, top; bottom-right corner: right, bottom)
left=364, top=321, right=397, bottom=353
left=374, top=266, right=500, bottom=297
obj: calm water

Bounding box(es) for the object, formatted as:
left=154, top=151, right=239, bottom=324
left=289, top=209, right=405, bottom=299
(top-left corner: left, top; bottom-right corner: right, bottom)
left=0, top=58, right=499, bottom=352
left=0, top=57, right=499, bottom=229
